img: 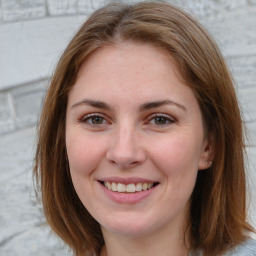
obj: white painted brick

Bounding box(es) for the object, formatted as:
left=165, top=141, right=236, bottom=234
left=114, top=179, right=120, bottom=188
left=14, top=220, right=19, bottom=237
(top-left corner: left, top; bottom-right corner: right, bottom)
left=47, top=0, right=78, bottom=15
left=168, top=0, right=248, bottom=18
left=0, top=225, right=70, bottom=256
left=203, top=7, right=256, bottom=57
left=1, top=0, right=46, bottom=22
left=0, top=127, right=70, bottom=255
left=181, top=0, right=219, bottom=17
left=0, top=175, right=41, bottom=242
left=46, top=0, right=105, bottom=15
left=237, top=86, right=256, bottom=123
left=246, top=146, right=256, bottom=230
left=77, top=0, right=106, bottom=14
left=0, top=92, right=15, bottom=134
left=247, top=122, right=256, bottom=148
left=229, top=56, right=256, bottom=88
left=229, top=56, right=256, bottom=130
left=0, top=4, right=3, bottom=23
left=249, top=0, right=256, bottom=5
left=220, top=0, right=248, bottom=10
left=0, top=128, right=35, bottom=183
left=0, top=15, right=87, bottom=90
left=10, top=80, right=47, bottom=129
left=169, top=0, right=248, bottom=17
left=0, top=128, right=39, bottom=243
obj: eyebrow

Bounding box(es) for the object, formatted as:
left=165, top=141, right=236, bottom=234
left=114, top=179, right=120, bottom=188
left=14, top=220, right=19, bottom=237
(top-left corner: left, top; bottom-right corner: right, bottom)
left=71, top=99, right=111, bottom=110
left=139, top=100, right=187, bottom=112
left=71, top=99, right=186, bottom=112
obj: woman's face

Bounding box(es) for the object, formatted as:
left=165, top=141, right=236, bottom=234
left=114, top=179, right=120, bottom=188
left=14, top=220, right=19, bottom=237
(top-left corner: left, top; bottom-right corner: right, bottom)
left=66, top=42, right=211, bottom=238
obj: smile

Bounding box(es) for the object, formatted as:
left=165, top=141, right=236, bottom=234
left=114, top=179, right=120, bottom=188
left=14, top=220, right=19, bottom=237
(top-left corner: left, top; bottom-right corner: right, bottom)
left=98, top=179, right=159, bottom=203
left=103, top=181, right=155, bottom=193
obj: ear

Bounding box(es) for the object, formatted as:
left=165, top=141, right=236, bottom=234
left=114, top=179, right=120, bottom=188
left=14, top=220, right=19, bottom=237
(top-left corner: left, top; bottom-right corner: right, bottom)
left=198, top=134, right=215, bottom=170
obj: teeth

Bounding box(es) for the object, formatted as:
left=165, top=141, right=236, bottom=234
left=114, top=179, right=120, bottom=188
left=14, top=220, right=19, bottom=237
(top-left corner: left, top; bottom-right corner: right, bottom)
left=142, top=183, right=148, bottom=191
left=126, top=184, right=135, bottom=193
left=103, top=182, right=154, bottom=193
left=106, top=181, right=111, bottom=190
left=112, top=182, right=117, bottom=192
left=117, top=183, right=126, bottom=192
left=135, top=183, right=142, bottom=192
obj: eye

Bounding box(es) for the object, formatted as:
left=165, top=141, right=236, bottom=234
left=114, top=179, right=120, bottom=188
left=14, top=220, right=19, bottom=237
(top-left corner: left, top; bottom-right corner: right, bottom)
left=147, top=114, right=175, bottom=126
left=88, top=116, right=105, bottom=125
left=79, top=113, right=109, bottom=126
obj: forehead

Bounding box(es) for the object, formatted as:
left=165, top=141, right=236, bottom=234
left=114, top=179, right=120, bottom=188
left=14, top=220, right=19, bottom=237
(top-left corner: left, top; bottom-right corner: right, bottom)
left=71, top=42, right=188, bottom=97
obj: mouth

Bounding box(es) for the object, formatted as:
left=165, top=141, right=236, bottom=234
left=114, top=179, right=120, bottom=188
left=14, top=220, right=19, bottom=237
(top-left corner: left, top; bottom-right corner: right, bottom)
left=99, top=181, right=159, bottom=193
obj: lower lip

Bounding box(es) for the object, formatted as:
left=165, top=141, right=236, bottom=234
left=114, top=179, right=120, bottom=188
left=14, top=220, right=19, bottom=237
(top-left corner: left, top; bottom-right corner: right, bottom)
left=100, top=183, right=158, bottom=204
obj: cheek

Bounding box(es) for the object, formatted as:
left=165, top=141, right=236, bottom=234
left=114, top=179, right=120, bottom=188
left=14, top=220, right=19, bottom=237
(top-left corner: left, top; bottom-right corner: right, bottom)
left=148, top=134, right=202, bottom=189
left=151, top=135, right=202, bottom=169
left=65, top=133, right=106, bottom=211
left=66, top=132, right=104, bottom=177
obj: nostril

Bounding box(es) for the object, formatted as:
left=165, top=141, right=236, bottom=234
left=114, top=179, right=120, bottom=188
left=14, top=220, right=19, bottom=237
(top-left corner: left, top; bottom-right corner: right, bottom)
left=106, top=140, right=146, bottom=167
left=109, top=159, right=116, bottom=164
left=107, top=156, right=143, bottom=168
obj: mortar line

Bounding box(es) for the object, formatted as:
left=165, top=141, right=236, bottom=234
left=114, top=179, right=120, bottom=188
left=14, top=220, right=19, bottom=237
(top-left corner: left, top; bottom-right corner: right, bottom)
left=7, top=92, right=17, bottom=128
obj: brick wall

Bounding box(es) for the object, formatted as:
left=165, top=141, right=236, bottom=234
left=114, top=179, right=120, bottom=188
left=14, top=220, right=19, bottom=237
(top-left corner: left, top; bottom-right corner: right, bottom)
left=0, top=0, right=255, bottom=255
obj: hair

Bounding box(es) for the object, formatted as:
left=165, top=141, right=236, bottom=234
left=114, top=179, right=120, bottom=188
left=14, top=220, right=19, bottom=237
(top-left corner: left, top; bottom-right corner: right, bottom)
left=34, top=1, right=255, bottom=256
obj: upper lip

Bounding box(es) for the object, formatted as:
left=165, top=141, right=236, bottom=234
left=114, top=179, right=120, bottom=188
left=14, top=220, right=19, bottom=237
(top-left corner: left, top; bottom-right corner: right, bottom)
left=98, top=177, right=159, bottom=185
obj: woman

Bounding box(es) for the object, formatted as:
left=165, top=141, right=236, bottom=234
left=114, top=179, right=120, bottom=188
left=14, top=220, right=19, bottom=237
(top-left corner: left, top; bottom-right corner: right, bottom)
left=34, top=1, right=256, bottom=256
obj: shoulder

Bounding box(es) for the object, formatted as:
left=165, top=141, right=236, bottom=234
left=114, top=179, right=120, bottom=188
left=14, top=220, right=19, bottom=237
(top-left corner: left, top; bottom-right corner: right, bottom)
left=225, top=239, right=256, bottom=256
left=189, top=239, right=256, bottom=256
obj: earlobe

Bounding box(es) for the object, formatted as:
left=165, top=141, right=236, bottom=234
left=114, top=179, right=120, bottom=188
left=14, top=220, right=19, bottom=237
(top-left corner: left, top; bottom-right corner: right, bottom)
left=198, top=136, right=214, bottom=170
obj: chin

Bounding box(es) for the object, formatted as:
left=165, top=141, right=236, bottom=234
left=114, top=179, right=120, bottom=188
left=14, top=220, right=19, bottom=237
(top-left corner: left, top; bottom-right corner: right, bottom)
left=104, top=225, right=153, bottom=238
left=100, top=214, right=161, bottom=238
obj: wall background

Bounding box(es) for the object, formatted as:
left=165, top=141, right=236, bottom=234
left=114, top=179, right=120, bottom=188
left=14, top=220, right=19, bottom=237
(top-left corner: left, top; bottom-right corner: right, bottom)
left=0, top=0, right=255, bottom=255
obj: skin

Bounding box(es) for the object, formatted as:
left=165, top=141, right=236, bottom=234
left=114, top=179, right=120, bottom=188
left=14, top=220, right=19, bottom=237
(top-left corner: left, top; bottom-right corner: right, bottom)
left=65, top=42, right=212, bottom=256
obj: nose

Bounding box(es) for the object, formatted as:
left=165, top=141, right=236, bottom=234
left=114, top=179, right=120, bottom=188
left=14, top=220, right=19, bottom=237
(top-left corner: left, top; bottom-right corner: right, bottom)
left=106, top=126, right=146, bottom=169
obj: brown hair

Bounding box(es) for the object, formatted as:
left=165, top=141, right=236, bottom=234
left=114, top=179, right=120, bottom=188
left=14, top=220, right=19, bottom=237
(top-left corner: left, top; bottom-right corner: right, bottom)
left=34, top=1, right=254, bottom=255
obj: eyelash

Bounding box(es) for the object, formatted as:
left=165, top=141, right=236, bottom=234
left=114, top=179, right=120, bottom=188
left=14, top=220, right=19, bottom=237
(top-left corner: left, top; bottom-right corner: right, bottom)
left=146, top=114, right=175, bottom=127
left=78, top=113, right=175, bottom=128
left=79, top=113, right=110, bottom=127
